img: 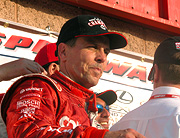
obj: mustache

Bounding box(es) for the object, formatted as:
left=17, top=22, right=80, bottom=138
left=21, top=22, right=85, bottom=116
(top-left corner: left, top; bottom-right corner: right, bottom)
left=89, top=64, right=104, bottom=71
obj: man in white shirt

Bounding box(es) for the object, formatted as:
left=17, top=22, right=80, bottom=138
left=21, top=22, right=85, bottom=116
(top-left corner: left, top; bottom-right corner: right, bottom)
left=110, top=36, right=180, bottom=138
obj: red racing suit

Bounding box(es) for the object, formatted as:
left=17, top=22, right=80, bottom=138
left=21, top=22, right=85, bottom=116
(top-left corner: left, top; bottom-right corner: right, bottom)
left=1, top=71, right=108, bottom=138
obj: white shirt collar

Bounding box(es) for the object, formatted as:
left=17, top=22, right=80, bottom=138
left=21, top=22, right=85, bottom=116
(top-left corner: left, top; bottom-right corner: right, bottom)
left=152, top=86, right=180, bottom=96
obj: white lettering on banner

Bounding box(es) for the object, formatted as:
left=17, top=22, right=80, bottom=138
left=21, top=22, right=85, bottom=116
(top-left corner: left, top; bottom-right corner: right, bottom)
left=17, top=99, right=40, bottom=109
left=59, top=116, right=80, bottom=129
left=20, top=87, right=43, bottom=94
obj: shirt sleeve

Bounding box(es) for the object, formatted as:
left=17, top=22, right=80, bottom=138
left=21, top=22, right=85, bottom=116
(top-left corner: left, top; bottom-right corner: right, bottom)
left=4, top=78, right=108, bottom=138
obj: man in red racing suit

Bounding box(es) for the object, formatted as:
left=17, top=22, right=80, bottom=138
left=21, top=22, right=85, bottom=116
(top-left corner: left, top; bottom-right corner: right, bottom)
left=1, top=15, right=145, bottom=138
left=1, top=72, right=108, bottom=138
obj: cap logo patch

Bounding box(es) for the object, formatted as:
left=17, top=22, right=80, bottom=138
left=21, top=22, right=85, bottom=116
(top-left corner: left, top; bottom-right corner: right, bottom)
left=88, top=18, right=107, bottom=30
left=175, top=42, right=180, bottom=50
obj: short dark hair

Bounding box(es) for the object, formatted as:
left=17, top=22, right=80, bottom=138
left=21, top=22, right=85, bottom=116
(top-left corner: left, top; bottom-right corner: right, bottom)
left=158, top=63, right=180, bottom=84
left=42, top=61, right=59, bottom=71
left=65, top=37, right=78, bottom=47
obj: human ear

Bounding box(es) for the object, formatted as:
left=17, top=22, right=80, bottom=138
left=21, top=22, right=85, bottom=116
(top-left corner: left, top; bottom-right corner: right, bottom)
left=48, top=63, right=60, bottom=76
left=153, top=64, right=160, bottom=83
left=58, top=43, right=67, bottom=62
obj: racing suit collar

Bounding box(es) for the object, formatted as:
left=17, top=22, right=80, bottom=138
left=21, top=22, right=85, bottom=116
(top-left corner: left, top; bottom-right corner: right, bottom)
left=52, top=70, right=94, bottom=98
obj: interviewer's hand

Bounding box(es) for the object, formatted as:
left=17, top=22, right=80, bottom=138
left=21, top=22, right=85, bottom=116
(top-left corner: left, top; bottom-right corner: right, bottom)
left=0, top=58, right=47, bottom=82
left=104, top=128, right=146, bottom=138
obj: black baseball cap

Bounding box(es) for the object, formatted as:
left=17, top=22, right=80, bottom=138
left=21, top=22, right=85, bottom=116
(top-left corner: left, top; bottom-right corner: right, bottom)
left=56, top=15, right=127, bottom=50
left=96, top=90, right=117, bottom=105
left=148, top=36, right=180, bottom=81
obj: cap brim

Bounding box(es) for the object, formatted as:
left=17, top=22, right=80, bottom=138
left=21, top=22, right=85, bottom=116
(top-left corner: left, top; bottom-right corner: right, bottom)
left=96, top=90, right=117, bottom=105
left=106, top=32, right=127, bottom=50
left=76, top=32, right=127, bottom=50
left=148, top=66, right=154, bottom=81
